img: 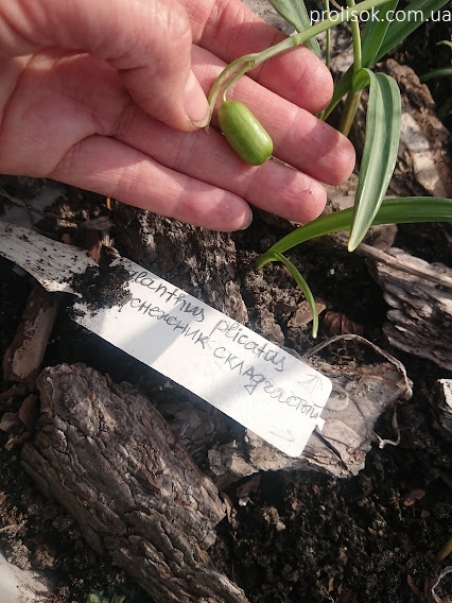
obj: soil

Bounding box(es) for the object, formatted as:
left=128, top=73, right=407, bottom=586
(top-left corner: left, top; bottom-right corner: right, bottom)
left=1, top=12, right=452, bottom=603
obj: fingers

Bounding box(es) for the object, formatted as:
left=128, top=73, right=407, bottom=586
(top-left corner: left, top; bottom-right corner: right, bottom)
left=49, top=128, right=324, bottom=230
left=110, top=1, right=210, bottom=129
left=46, top=98, right=333, bottom=229
left=0, top=0, right=209, bottom=130
left=109, top=106, right=328, bottom=225
left=49, top=135, right=253, bottom=231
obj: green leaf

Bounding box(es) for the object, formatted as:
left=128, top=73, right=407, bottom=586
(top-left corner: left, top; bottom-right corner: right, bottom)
left=272, top=252, right=319, bottom=337
left=86, top=590, right=126, bottom=603
left=268, top=0, right=321, bottom=56
left=257, top=197, right=452, bottom=264
left=420, top=67, right=452, bottom=82
left=348, top=70, right=401, bottom=251
left=375, top=0, right=451, bottom=61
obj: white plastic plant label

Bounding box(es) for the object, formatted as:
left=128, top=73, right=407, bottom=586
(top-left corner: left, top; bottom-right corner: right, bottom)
left=72, top=259, right=332, bottom=457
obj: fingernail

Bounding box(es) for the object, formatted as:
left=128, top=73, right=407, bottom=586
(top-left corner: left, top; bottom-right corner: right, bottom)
left=184, top=71, right=209, bottom=128
left=241, top=212, right=253, bottom=230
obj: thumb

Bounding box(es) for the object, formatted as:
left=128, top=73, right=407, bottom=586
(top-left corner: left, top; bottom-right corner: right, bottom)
left=0, top=0, right=209, bottom=131
left=111, top=0, right=210, bottom=130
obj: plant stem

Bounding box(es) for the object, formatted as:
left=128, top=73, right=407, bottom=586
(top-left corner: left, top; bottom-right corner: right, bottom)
left=272, top=252, right=319, bottom=338
left=347, top=0, right=362, bottom=73
left=435, top=535, right=452, bottom=562
left=324, top=0, right=332, bottom=70
left=338, top=0, right=363, bottom=135
left=317, top=0, right=332, bottom=120
left=338, top=88, right=362, bottom=136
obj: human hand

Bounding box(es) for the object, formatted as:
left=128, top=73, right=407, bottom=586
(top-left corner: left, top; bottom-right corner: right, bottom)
left=0, top=0, right=355, bottom=231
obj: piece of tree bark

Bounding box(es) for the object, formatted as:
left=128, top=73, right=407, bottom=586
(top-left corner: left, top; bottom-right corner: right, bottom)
left=113, top=209, right=249, bottom=325
left=369, top=247, right=452, bottom=370
left=21, top=363, right=248, bottom=603
left=384, top=59, right=452, bottom=199
left=350, top=60, right=452, bottom=199
left=158, top=336, right=412, bottom=484
left=2, top=284, right=61, bottom=385
left=431, top=379, right=452, bottom=441
left=237, top=342, right=410, bottom=477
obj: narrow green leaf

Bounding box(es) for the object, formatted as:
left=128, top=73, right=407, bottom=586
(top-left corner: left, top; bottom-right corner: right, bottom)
left=257, top=197, right=452, bottom=265
left=268, top=0, right=321, bottom=56
left=348, top=70, right=401, bottom=251
left=420, top=67, right=452, bottom=82
left=323, top=0, right=332, bottom=70
left=270, top=252, right=319, bottom=337
left=375, top=0, right=451, bottom=62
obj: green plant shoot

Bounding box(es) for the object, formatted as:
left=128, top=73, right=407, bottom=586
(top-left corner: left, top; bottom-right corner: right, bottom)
left=257, top=197, right=452, bottom=337
left=206, top=0, right=451, bottom=335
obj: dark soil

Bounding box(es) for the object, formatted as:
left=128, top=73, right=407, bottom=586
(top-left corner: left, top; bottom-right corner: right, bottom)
left=212, top=387, right=452, bottom=603
left=1, top=15, right=452, bottom=603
